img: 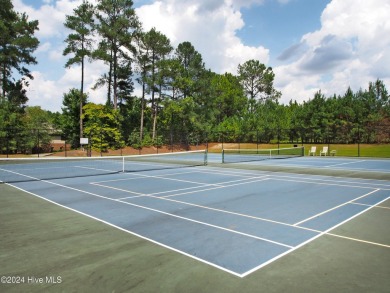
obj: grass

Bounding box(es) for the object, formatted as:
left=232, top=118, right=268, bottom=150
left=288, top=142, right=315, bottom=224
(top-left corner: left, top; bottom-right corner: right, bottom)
left=208, top=143, right=390, bottom=158
left=2, top=143, right=389, bottom=158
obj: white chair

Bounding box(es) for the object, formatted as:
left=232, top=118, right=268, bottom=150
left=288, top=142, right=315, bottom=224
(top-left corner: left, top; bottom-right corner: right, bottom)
left=319, top=146, right=328, bottom=156
left=308, top=146, right=316, bottom=156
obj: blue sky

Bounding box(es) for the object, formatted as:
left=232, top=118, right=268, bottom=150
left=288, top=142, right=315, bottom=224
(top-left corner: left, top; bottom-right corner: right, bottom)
left=237, top=0, right=327, bottom=62
left=13, top=0, right=390, bottom=112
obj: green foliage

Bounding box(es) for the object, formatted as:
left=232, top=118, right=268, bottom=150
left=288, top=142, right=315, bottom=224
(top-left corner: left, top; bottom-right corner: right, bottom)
left=63, top=0, right=95, bottom=139
left=82, top=103, right=124, bottom=151
left=61, top=88, right=89, bottom=147
left=237, top=59, right=279, bottom=106
left=127, top=131, right=142, bottom=149
left=0, top=0, right=39, bottom=98
left=63, top=0, right=95, bottom=68
left=4, top=1, right=388, bottom=153
left=94, top=0, right=140, bottom=109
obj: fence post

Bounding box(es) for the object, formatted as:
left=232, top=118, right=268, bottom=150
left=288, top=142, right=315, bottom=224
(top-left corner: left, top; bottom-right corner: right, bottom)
left=37, top=129, right=40, bottom=158
left=156, top=129, right=159, bottom=154
left=206, top=132, right=209, bottom=152
left=358, top=124, right=361, bottom=157
left=88, top=133, right=92, bottom=157
left=170, top=130, right=173, bottom=152
left=327, top=125, right=330, bottom=156
left=100, top=129, right=103, bottom=157
left=6, top=130, right=9, bottom=158
left=221, top=132, right=224, bottom=152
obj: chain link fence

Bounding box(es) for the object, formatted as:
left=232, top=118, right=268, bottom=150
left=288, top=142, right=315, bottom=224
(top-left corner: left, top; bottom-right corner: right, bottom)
left=1, top=125, right=389, bottom=158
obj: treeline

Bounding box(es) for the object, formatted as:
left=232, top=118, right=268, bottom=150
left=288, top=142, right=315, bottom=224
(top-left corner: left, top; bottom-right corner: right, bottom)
left=1, top=0, right=389, bottom=153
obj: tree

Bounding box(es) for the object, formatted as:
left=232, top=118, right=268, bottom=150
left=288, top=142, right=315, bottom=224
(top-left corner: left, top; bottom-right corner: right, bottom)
left=23, top=106, right=55, bottom=152
left=0, top=1, right=38, bottom=149
left=143, top=28, right=172, bottom=139
left=63, top=0, right=95, bottom=139
left=237, top=60, right=280, bottom=112
left=94, top=0, right=140, bottom=109
left=0, top=0, right=39, bottom=103
left=135, top=28, right=172, bottom=140
left=82, top=103, right=124, bottom=151
left=61, top=88, right=89, bottom=148
left=211, top=73, right=247, bottom=125
left=174, top=42, right=205, bottom=99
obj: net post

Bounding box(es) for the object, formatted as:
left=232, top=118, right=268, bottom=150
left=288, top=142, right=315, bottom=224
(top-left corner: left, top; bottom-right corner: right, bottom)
left=222, top=149, right=225, bottom=163
left=122, top=156, right=125, bottom=173
left=204, top=150, right=208, bottom=166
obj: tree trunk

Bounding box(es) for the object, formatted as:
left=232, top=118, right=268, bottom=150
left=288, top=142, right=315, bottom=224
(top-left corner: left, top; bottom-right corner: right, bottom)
left=140, top=81, right=145, bottom=142
left=113, top=46, right=117, bottom=110
left=80, top=45, right=84, bottom=142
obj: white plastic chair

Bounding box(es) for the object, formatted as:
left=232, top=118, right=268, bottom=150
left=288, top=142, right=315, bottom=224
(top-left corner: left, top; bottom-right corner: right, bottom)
left=319, top=146, right=328, bottom=156
left=308, top=146, right=316, bottom=156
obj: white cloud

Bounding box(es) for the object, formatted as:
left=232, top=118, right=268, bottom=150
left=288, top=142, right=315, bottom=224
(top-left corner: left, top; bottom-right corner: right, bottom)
left=13, top=0, right=104, bottom=111
left=14, top=0, right=78, bottom=39
left=276, top=0, right=390, bottom=103
left=49, top=47, right=66, bottom=61
left=27, top=59, right=108, bottom=112
left=14, top=0, right=390, bottom=111
left=136, top=0, right=269, bottom=74
left=36, top=42, right=52, bottom=54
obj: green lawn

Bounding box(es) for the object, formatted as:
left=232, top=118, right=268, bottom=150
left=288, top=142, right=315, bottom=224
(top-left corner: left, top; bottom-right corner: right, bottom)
left=209, top=143, right=390, bottom=158
left=301, top=144, right=390, bottom=158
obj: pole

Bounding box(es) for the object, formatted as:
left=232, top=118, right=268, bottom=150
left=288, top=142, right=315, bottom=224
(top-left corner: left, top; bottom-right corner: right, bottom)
left=358, top=124, right=360, bottom=157
left=37, top=129, right=40, bottom=158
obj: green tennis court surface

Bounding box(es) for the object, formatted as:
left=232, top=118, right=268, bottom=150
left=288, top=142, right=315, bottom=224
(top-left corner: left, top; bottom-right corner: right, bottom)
left=1, top=151, right=389, bottom=292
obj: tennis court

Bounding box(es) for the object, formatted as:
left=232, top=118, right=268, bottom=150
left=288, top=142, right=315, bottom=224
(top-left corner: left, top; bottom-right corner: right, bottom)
left=1, top=150, right=389, bottom=291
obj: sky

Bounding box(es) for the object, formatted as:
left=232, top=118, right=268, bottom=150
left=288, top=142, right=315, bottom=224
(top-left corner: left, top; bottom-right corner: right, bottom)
left=12, top=0, right=390, bottom=112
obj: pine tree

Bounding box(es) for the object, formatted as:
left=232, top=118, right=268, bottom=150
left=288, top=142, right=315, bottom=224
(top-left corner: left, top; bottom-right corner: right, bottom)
left=94, top=0, right=140, bottom=109
left=0, top=0, right=39, bottom=101
left=63, top=0, right=95, bottom=140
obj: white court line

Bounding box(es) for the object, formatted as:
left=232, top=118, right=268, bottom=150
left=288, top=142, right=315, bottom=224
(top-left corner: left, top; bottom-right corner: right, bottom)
left=203, top=166, right=390, bottom=189
left=162, top=177, right=270, bottom=199
left=272, top=175, right=390, bottom=189
left=351, top=202, right=390, bottom=210
left=4, top=167, right=389, bottom=277
left=96, top=179, right=322, bottom=234
left=90, top=168, right=258, bottom=185
left=241, top=193, right=390, bottom=277
left=4, top=183, right=244, bottom=277
left=3, top=169, right=294, bottom=274
left=92, top=173, right=216, bottom=187
left=270, top=177, right=382, bottom=190
left=92, top=172, right=257, bottom=187
left=232, top=160, right=390, bottom=174
left=115, top=177, right=269, bottom=200
left=293, top=189, right=380, bottom=226
left=93, top=181, right=214, bottom=198
left=91, top=174, right=267, bottom=200
left=5, top=171, right=294, bottom=251
left=326, top=233, right=390, bottom=248
left=324, top=159, right=367, bottom=168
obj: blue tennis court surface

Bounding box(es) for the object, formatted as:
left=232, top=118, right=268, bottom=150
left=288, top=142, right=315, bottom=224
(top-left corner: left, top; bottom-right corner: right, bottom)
left=4, top=155, right=389, bottom=277
left=209, top=154, right=390, bottom=174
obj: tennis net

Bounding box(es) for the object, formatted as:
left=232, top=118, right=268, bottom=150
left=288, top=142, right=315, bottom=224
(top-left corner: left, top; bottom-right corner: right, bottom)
left=0, top=150, right=207, bottom=183
left=222, top=146, right=304, bottom=163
